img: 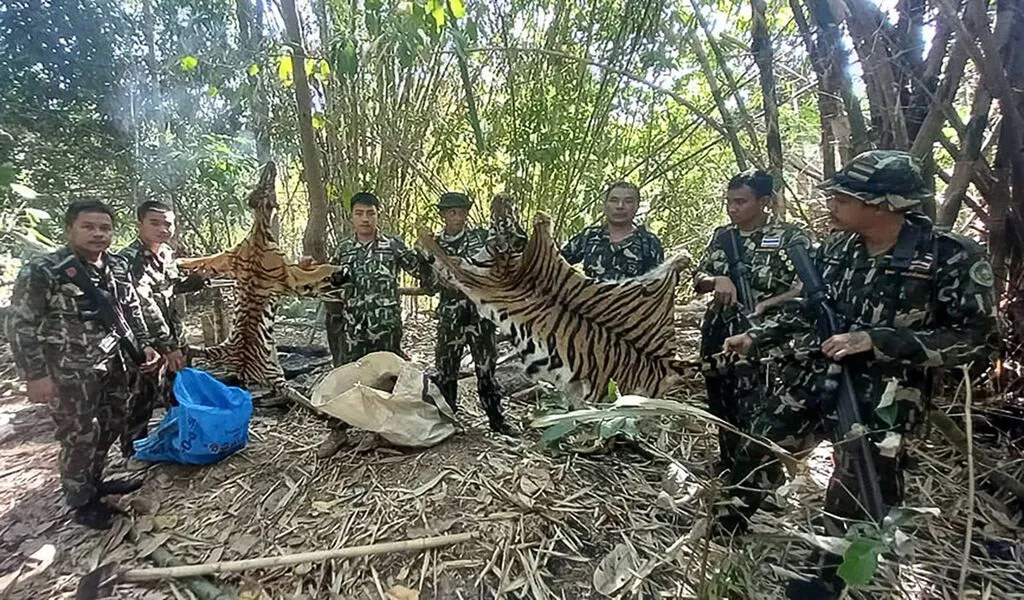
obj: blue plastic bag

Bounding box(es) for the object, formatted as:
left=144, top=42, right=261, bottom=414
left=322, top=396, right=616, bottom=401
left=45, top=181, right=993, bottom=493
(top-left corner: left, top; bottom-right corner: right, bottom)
left=134, top=368, right=253, bottom=465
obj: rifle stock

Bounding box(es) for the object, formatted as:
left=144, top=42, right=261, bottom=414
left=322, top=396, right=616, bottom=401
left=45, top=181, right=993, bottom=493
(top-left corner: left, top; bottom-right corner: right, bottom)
left=56, top=255, right=147, bottom=365
left=785, top=242, right=887, bottom=523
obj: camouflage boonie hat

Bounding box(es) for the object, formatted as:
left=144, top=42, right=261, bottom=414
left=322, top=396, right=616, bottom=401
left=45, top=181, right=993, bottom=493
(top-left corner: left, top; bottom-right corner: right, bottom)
left=437, top=192, right=473, bottom=210
left=817, top=150, right=932, bottom=211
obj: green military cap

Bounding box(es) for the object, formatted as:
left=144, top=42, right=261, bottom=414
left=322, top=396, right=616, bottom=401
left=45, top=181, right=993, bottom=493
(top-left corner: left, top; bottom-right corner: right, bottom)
left=817, top=150, right=933, bottom=211
left=437, top=192, right=473, bottom=211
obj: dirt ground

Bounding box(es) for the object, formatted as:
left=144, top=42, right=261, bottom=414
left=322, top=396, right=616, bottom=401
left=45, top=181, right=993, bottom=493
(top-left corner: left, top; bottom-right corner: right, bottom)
left=0, top=297, right=726, bottom=600
left=2, top=295, right=1022, bottom=600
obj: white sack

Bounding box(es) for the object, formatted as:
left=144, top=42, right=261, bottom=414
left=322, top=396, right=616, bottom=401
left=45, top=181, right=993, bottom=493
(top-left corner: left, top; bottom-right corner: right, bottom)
left=310, top=352, right=456, bottom=448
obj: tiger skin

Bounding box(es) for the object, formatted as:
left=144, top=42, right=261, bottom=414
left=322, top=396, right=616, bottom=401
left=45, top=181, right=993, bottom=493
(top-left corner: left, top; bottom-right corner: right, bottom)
left=178, top=161, right=344, bottom=389
left=418, top=197, right=702, bottom=405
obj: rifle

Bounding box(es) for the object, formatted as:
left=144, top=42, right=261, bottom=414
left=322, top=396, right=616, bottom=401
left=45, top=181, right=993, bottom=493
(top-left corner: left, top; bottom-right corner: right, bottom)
left=785, top=242, right=887, bottom=523
left=56, top=254, right=147, bottom=365
left=719, top=228, right=758, bottom=328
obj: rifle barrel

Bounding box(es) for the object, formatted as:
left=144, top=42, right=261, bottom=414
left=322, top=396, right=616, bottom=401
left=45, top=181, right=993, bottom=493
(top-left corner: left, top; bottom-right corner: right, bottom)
left=786, top=242, right=887, bottom=523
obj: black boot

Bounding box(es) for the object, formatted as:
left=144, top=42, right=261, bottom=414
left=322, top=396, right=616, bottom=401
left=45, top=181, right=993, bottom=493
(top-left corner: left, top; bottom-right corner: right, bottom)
left=489, top=417, right=520, bottom=436
left=438, top=381, right=459, bottom=414
left=73, top=500, right=119, bottom=530
left=785, top=578, right=841, bottom=600
left=97, top=476, right=145, bottom=496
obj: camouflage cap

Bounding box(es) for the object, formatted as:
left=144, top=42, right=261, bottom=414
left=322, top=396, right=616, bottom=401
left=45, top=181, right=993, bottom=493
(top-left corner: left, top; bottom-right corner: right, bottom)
left=437, top=192, right=473, bottom=210
left=817, top=150, right=932, bottom=211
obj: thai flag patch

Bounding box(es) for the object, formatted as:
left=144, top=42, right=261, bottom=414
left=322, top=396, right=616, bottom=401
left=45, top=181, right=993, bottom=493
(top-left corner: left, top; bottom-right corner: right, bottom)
left=760, top=236, right=782, bottom=249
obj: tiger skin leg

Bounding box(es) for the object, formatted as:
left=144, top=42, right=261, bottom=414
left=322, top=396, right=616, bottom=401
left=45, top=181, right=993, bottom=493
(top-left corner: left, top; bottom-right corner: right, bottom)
left=178, top=251, right=236, bottom=276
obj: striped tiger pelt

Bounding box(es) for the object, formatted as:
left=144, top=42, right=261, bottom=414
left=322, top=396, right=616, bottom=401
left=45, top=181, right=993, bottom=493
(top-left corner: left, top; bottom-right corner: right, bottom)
left=418, top=199, right=699, bottom=405
left=178, top=161, right=343, bottom=388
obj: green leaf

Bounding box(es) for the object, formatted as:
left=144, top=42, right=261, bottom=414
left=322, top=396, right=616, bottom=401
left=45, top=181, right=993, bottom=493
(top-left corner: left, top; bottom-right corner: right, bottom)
left=180, top=55, right=199, bottom=71
left=607, top=379, right=619, bottom=401
left=0, top=161, right=16, bottom=187
left=248, top=63, right=260, bottom=76
left=540, top=420, right=577, bottom=445
left=837, top=538, right=883, bottom=588
left=449, top=0, right=466, bottom=18
left=875, top=404, right=898, bottom=428
left=207, top=85, right=219, bottom=97
left=10, top=183, right=37, bottom=200
left=311, top=114, right=325, bottom=129
left=427, top=0, right=446, bottom=26
left=304, top=57, right=315, bottom=77
left=277, top=55, right=294, bottom=85
left=319, top=59, right=331, bottom=77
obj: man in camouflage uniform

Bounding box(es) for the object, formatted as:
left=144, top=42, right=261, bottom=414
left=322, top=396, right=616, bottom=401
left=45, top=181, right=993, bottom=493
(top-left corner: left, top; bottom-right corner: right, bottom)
left=422, top=192, right=513, bottom=435
left=6, top=201, right=163, bottom=529
left=317, top=192, right=425, bottom=457
left=561, top=181, right=664, bottom=281
left=693, top=170, right=811, bottom=477
left=117, top=200, right=207, bottom=458
left=723, top=151, right=998, bottom=598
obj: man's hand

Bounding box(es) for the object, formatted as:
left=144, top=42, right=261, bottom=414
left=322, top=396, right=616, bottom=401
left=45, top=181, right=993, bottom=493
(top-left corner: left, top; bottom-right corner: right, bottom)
left=26, top=376, right=56, bottom=405
left=713, top=276, right=738, bottom=306
left=163, top=349, right=186, bottom=373
left=141, top=347, right=161, bottom=373
left=753, top=300, right=768, bottom=316
left=821, top=331, right=873, bottom=360
left=722, top=333, right=754, bottom=356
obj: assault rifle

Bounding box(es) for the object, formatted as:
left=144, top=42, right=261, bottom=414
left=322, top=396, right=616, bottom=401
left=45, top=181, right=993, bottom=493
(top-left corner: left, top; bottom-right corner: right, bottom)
left=719, top=228, right=758, bottom=328
left=56, top=254, right=147, bottom=365
left=785, top=242, right=887, bottom=523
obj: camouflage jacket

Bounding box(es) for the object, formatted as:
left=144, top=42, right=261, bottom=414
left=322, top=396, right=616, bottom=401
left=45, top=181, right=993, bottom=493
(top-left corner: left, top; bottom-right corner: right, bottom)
left=695, top=221, right=812, bottom=344
left=561, top=224, right=664, bottom=281
left=326, top=234, right=422, bottom=333
left=118, top=238, right=204, bottom=351
left=748, top=215, right=999, bottom=419
left=422, top=227, right=490, bottom=325
left=6, top=246, right=153, bottom=380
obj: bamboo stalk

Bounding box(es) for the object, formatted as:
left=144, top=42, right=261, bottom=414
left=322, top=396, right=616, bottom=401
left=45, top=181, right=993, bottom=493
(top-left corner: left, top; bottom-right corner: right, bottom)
left=120, top=532, right=476, bottom=582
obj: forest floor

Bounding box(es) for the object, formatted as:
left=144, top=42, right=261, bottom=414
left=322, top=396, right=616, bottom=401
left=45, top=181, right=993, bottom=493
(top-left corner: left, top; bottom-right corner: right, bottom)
left=1, top=296, right=1023, bottom=599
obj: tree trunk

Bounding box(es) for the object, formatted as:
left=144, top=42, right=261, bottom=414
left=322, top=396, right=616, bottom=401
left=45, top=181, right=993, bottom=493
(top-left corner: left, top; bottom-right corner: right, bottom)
left=685, top=29, right=749, bottom=170
left=791, top=0, right=839, bottom=175
left=237, top=0, right=272, bottom=163
left=281, top=0, right=330, bottom=261
left=938, top=85, right=994, bottom=227
left=906, top=17, right=952, bottom=142
left=751, top=0, right=784, bottom=211
left=842, top=0, right=910, bottom=149
left=142, top=0, right=162, bottom=132
left=806, top=0, right=872, bottom=153
left=689, top=0, right=761, bottom=158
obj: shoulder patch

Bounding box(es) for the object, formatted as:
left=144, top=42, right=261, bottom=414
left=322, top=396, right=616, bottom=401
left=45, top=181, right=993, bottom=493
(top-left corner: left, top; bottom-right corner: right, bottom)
left=969, top=260, right=995, bottom=287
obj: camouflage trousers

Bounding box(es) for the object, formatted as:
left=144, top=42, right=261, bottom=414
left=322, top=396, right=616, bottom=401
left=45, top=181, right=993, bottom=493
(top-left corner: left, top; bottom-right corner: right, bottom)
left=434, top=315, right=504, bottom=429
left=703, top=363, right=761, bottom=473
left=726, top=378, right=913, bottom=529
left=121, top=370, right=173, bottom=457
left=701, top=316, right=760, bottom=473
left=49, top=363, right=130, bottom=508
left=325, top=312, right=405, bottom=367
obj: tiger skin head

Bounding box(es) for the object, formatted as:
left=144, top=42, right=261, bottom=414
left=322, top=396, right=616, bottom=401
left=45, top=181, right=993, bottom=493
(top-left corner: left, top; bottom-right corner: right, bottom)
left=248, top=161, right=279, bottom=211
left=419, top=194, right=700, bottom=407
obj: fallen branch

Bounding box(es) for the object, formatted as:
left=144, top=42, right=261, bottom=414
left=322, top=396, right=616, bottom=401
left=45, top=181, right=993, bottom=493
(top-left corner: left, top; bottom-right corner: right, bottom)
left=121, top=532, right=475, bottom=582
left=958, top=366, right=975, bottom=596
